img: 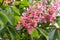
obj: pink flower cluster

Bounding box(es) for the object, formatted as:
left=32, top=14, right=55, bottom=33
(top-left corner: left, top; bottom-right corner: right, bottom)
left=41, top=0, right=60, bottom=23
left=3, top=0, right=15, bottom=4
left=16, top=1, right=42, bottom=34
left=16, top=1, right=59, bottom=34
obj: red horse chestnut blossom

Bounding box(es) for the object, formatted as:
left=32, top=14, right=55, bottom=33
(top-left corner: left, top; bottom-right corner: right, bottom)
left=16, top=1, right=60, bottom=34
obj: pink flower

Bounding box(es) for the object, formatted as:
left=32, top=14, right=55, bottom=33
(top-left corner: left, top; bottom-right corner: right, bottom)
left=16, top=22, right=22, bottom=29
left=16, top=1, right=59, bottom=34
left=16, top=23, right=21, bottom=28
left=51, top=1, right=59, bottom=9
left=42, top=14, right=47, bottom=23
left=27, top=8, right=31, bottom=13
left=48, top=8, right=56, bottom=15
left=27, top=27, right=34, bottom=34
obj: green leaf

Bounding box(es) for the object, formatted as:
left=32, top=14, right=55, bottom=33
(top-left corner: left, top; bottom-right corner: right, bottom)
left=1, top=4, right=9, bottom=9
left=7, top=26, right=20, bottom=40
left=39, top=28, right=48, bottom=39
left=7, top=27, right=15, bottom=40
left=0, top=20, right=4, bottom=26
left=12, top=16, right=20, bottom=25
left=54, top=0, right=56, bottom=2
left=58, top=30, right=60, bottom=40
left=11, top=6, right=20, bottom=15
left=36, top=27, right=48, bottom=38
left=48, top=29, right=56, bottom=40
left=0, top=0, right=3, bottom=3
left=47, top=0, right=51, bottom=4
left=55, top=16, right=60, bottom=27
left=0, top=11, right=13, bottom=25
left=31, top=28, right=39, bottom=38
left=0, top=20, right=4, bottom=30
left=57, top=22, right=60, bottom=27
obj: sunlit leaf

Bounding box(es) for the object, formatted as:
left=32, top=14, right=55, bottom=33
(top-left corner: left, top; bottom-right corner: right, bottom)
left=31, top=28, right=39, bottom=38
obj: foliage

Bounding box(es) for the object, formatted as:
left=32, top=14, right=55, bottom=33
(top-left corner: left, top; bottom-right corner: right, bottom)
left=0, top=0, right=60, bottom=40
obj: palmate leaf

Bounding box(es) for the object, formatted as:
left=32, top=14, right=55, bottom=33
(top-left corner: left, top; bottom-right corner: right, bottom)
left=0, top=11, right=13, bottom=25
left=0, top=11, right=8, bottom=23
left=6, top=7, right=20, bottom=26
left=0, top=7, right=20, bottom=40
left=7, top=14, right=19, bottom=26
left=0, top=7, right=20, bottom=26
